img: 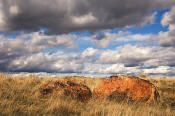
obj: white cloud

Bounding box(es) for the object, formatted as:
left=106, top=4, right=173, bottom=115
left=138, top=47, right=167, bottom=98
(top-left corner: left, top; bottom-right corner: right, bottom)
left=0, top=31, right=77, bottom=56
left=116, top=33, right=155, bottom=42
left=81, top=47, right=99, bottom=58
left=71, top=12, right=98, bottom=26
left=102, top=64, right=126, bottom=74
left=91, top=31, right=131, bottom=48
left=1, top=35, right=175, bottom=76
left=159, top=7, right=175, bottom=47
left=9, top=51, right=84, bottom=73
left=9, top=5, right=20, bottom=16
left=90, top=31, right=154, bottom=48
left=1, top=8, right=175, bottom=77
left=0, top=31, right=77, bottom=71
left=143, top=66, right=173, bottom=74
left=97, top=45, right=152, bottom=65
left=142, top=12, right=157, bottom=25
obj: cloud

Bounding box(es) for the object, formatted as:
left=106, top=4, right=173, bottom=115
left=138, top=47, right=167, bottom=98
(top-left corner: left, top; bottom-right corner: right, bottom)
left=97, top=44, right=175, bottom=67
left=141, top=12, right=157, bottom=25
left=71, top=12, right=98, bottom=26
left=155, top=0, right=175, bottom=9
left=0, top=2, right=6, bottom=30
left=0, top=32, right=76, bottom=57
left=115, top=33, right=155, bottom=42
left=97, top=45, right=152, bottom=66
left=8, top=52, right=84, bottom=73
left=1, top=1, right=175, bottom=77
left=1, top=33, right=175, bottom=76
left=91, top=31, right=130, bottom=48
left=143, top=66, right=174, bottom=75
left=0, top=0, right=174, bottom=34
left=94, top=45, right=175, bottom=76
left=81, top=47, right=99, bottom=58
left=9, top=5, right=20, bottom=16
left=159, top=7, right=175, bottom=47
left=0, top=31, right=77, bottom=71
left=91, top=31, right=154, bottom=48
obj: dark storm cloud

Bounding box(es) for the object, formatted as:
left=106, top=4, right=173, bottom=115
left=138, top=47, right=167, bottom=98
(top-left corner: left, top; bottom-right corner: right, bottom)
left=1, top=0, right=175, bottom=34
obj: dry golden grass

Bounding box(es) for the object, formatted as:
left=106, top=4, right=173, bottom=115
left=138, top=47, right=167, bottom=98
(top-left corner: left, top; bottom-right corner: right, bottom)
left=0, top=73, right=175, bottom=116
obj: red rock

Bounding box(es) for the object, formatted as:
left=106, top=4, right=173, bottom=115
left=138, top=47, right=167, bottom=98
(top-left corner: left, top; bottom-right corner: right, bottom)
left=94, top=75, right=159, bottom=102
left=39, top=81, right=56, bottom=94
left=39, top=80, right=92, bottom=102
left=64, top=81, right=92, bottom=102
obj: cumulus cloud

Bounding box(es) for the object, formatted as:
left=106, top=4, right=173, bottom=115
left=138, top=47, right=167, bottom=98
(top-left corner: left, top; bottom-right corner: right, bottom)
left=0, top=0, right=175, bottom=77
left=0, top=31, right=77, bottom=71
left=91, top=31, right=130, bottom=48
left=1, top=34, right=175, bottom=76
left=81, top=47, right=99, bottom=58
left=98, top=45, right=175, bottom=67
left=9, top=52, right=84, bottom=73
left=0, top=0, right=174, bottom=34
left=91, top=31, right=154, bottom=48
left=159, top=7, right=175, bottom=47
left=93, top=45, right=175, bottom=76
left=143, top=66, right=174, bottom=75
left=97, top=45, right=152, bottom=66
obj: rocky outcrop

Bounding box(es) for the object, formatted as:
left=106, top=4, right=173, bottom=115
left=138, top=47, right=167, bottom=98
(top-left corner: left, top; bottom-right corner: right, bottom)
left=39, top=80, right=92, bottom=102
left=63, top=81, right=92, bottom=102
left=94, top=75, right=159, bottom=102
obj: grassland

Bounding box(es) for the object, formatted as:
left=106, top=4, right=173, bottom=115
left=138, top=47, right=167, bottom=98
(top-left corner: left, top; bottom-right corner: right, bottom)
left=0, top=73, right=175, bottom=116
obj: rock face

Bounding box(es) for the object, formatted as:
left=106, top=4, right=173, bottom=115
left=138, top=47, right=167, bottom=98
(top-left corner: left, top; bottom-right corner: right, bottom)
left=39, top=80, right=92, bottom=102
left=94, top=75, right=159, bottom=102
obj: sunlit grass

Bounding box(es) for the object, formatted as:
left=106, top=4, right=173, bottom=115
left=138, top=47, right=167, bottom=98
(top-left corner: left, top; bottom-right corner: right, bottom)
left=0, top=73, right=175, bottom=116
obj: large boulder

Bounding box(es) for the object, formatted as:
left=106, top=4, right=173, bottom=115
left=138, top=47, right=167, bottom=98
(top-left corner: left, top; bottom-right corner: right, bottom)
left=39, top=80, right=92, bottom=102
left=94, top=75, right=159, bottom=102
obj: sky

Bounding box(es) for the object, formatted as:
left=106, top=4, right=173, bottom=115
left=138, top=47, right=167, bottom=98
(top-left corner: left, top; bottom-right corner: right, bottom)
left=0, top=0, right=175, bottom=77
